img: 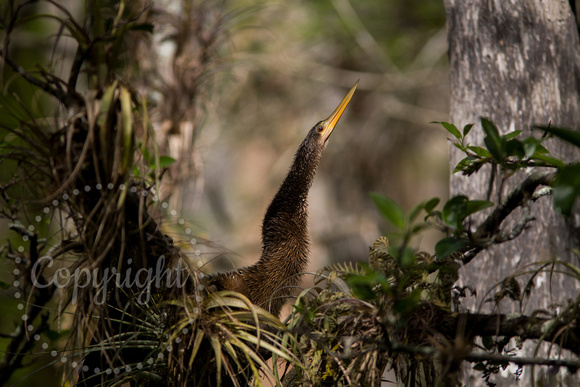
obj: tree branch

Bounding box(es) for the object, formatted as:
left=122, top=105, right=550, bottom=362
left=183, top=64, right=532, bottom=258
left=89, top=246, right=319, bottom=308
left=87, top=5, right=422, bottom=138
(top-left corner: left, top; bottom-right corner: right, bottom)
left=0, top=49, right=84, bottom=109
left=462, top=171, right=556, bottom=265
left=431, top=307, right=580, bottom=356
left=389, top=341, right=580, bottom=373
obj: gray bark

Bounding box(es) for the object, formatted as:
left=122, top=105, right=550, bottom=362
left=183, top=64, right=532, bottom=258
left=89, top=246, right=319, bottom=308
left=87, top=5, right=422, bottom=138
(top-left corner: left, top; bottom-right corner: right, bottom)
left=443, top=0, right=580, bottom=386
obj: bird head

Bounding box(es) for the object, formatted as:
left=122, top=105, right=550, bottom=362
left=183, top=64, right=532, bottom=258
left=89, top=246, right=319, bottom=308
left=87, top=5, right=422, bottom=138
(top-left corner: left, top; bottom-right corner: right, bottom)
left=308, top=81, right=358, bottom=148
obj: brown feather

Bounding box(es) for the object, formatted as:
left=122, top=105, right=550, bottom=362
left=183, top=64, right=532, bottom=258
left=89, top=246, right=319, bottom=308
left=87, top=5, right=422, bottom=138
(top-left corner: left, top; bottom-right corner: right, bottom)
left=209, top=127, right=325, bottom=316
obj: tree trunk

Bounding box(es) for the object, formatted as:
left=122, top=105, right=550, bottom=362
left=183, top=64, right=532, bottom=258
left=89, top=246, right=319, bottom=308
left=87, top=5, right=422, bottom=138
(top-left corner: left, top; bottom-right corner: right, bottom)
left=443, top=1, right=580, bottom=386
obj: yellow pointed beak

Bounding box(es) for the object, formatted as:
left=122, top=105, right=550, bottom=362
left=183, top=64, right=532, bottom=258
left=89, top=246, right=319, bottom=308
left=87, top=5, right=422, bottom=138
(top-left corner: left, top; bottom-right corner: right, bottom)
left=319, top=81, right=358, bottom=142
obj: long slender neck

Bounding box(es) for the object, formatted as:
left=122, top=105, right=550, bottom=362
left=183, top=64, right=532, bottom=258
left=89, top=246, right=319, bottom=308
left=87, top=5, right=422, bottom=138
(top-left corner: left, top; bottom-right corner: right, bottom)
left=245, top=139, right=322, bottom=314
left=207, top=136, right=325, bottom=316
left=260, top=139, right=322, bottom=262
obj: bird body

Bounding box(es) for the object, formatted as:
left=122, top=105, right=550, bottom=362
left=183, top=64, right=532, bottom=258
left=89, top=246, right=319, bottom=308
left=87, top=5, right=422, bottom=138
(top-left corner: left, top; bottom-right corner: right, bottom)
left=210, top=83, right=358, bottom=316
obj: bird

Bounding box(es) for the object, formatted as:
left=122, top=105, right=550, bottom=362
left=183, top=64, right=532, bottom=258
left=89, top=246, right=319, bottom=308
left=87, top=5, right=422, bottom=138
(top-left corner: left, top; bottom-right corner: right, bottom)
left=208, top=82, right=358, bottom=317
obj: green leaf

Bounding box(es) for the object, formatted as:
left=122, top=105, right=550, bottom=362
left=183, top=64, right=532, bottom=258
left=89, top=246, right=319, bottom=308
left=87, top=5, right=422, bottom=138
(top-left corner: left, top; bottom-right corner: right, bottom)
left=435, top=237, right=467, bottom=259
left=394, top=288, right=422, bottom=316
left=468, top=146, right=492, bottom=158
left=463, top=123, right=474, bottom=137
left=398, top=246, right=416, bottom=268
left=454, top=156, right=477, bottom=173
left=481, top=117, right=501, bottom=141
left=408, top=202, right=424, bottom=223
left=532, top=153, right=565, bottom=168
left=350, top=282, right=375, bottom=300
left=535, top=126, right=580, bottom=148
left=346, top=272, right=387, bottom=300
left=442, top=195, right=468, bottom=230
left=481, top=117, right=504, bottom=161
left=534, top=144, right=550, bottom=154
left=503, top=130, right=522, bottom=140
left=434, top=121, right=462, bottom=140
left=505, top=139, right=524, bottom=158
left=464, top=200, right=494, bottom=217
left=424, top=197, right=440, bottom=213
left=522, top=137, right=538, bottom=159
left=552, top=185, right=578, bottom=216
left=371, top=193, right=405, bottom=230
left=484, top=137, right=503, bottom=162
left=553, top=164, right=580, bottom=215
left=409, top=198, right=440, bottom=222
left=151, top=155, right=177, bottom=169
left=430, top=210, right=442, bottom=221
left=442, top=196, right=493, bottom=230
left=453, top=142, right=467, bottom=152
left=411, top=223, right=430, bottom=234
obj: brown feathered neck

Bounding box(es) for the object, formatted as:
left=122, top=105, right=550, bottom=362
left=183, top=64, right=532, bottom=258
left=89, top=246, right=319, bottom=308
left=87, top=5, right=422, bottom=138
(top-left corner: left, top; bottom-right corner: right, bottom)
left=208, top=128, right=326, bottom=316
left=262, top=130, right=324, bottom=250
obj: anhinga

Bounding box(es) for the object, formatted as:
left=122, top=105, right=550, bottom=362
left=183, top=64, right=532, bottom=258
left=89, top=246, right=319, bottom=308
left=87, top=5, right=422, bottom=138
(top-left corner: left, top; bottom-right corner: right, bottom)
left=210, top=82, right=358, bottom=317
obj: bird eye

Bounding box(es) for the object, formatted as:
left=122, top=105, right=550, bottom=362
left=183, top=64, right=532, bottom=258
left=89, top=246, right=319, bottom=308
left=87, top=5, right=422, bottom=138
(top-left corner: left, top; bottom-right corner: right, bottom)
left=317, top=126, right=324, bottom=133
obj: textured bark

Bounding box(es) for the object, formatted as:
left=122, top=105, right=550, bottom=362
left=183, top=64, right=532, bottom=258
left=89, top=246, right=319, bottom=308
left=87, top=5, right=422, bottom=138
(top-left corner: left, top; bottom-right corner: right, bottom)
left=443, top=1, right=580, bottom=386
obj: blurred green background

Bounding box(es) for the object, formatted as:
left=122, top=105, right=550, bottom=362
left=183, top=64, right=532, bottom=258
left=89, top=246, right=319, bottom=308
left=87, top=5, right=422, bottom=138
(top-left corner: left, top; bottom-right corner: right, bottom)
left=0, top=0, right=449, bottom=384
